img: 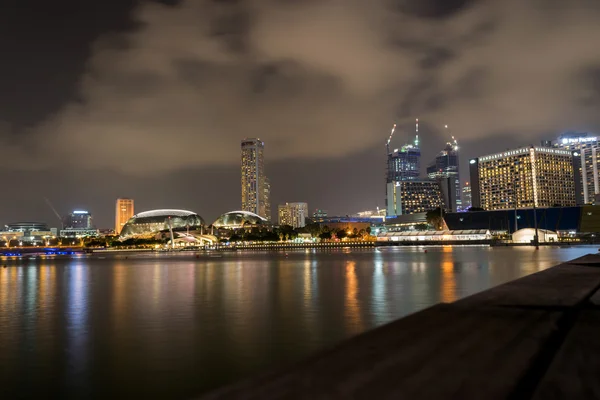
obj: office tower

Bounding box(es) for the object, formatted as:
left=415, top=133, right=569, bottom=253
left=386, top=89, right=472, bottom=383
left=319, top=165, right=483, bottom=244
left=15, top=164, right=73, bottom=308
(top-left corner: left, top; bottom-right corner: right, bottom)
left=553, top=132, right=600, bottom=204
left=386, top=180, right=443, bottom=216
left=385, top=122, right=421, bottom=213
left=462, top=183, right=472, bottom=210
left=241, top=138, right=270, bottom=219
left=63, top=210, right=94, bottom=229
left=278, top=202, right=309, bottom=228
left=115, top=198, right=134, bottom=234
left=469, top=146, right=576, bottom=211
left=386, top=143, right=421, bottom=183
left=427, top=138, right=461, bottom=212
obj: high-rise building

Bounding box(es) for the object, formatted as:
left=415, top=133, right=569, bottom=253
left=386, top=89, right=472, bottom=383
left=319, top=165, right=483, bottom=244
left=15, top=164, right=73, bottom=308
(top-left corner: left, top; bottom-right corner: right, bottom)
left=115, top=198, right=134, bottom=234
left=385, top=126, right=421, bottom=213
left=427, top=138, right=461, bottom=212
left=278, top=202, right=308, bottom=228
left=386, top=180, right=443, bottom=216
left=469, top=146, right=576, bottom=211
left=386, top=144, right=421, bottom=183
left=241, top=138, right=270, bottom=220
left=553, top=132, right=600, bottom=204
left=462, top=182, right=472, bottom=210
left=63, top=210, right=94, bottom=229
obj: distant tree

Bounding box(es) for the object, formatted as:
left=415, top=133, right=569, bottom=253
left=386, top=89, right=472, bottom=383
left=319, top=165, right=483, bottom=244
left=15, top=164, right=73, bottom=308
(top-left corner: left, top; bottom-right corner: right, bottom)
left=365, top=226, right=372, bottom=235
left=319, top=231, right=332, bottom=240
left=336, top=229, right=347, bottom=240
left=426, top=208, right=446, bottom=231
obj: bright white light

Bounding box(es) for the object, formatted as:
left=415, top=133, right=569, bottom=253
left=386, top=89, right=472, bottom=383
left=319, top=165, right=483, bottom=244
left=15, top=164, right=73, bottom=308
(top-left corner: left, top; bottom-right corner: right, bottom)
left=470, top=159, right=476, bottom=164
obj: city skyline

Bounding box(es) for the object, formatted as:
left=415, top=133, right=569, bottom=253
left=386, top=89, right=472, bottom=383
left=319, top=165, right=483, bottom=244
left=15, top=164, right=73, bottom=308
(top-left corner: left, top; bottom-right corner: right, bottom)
left=2, top=1, right=600, bottom=227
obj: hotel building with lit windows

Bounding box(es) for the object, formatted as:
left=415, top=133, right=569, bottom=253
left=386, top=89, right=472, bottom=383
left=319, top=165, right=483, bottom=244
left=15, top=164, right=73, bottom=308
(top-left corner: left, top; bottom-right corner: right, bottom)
left=469, top=146, right=576, bottom=211
left=386, top=180, right=443, bottom=216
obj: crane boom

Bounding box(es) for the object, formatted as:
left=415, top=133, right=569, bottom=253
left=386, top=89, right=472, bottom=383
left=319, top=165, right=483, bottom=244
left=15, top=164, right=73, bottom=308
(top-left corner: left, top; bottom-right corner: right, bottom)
left=386, top=123, right=397, bottom=154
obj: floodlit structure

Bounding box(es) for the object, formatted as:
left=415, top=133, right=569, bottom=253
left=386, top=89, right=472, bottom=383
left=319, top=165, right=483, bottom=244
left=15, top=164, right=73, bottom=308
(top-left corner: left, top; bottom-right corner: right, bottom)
left=377, top=230, right=492, bottom=243
left=469, top=146, right=576, bottom=211
left=462, top=183, right=472, bottom=210
left=119, top=209, right=205, bottom=239
left=212, top=211, right=268, bottom=230
left=241, top=138, right=271, bottom=220
left=512, top=228, right=558, bottom=243
left=115, top=198, right=134, bottom=235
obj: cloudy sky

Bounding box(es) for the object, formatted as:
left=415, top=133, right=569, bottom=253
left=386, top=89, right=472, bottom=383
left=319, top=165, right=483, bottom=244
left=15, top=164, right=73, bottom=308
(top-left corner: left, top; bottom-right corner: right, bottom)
left=1, top=0, right=600, bottom=227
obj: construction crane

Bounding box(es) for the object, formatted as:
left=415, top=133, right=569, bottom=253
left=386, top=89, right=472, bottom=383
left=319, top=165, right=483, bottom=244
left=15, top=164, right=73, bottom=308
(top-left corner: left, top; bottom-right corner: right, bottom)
left=385, top=123, right=397, bottom=154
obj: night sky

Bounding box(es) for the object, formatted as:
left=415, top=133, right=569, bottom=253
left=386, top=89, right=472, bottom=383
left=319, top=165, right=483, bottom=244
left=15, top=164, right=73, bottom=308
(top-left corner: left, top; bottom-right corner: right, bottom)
left=1, top=0, right=600, bottom=228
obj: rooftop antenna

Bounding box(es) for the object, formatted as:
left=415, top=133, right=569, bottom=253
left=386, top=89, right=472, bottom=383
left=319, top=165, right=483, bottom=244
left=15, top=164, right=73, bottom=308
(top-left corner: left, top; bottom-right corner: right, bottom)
left=44, top=197, right=64, bottom=229
left=386, top=123, right=397, bottom=154
left=415, top=118, right=419, bottom=147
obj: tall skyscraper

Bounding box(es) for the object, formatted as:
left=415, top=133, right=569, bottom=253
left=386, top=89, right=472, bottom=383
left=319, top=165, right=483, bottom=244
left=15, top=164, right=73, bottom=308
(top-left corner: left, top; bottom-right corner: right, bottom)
left=241, top=138, right=270, bottom=220
left=469, top=146, right=576, bottom=211
left=278, top=202, right=308, bottom=228
left=427, top=138, right=461, bottom=212
left=553, top=132, right=600, bottom=204
left=115, top=198, right=134, bottom=234
left=385, top=121, right=421, bottom=214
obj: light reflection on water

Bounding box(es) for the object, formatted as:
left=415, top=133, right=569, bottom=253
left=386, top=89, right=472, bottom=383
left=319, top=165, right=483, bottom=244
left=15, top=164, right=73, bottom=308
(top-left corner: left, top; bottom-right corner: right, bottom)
left=0, top=246, right=595, bottom=399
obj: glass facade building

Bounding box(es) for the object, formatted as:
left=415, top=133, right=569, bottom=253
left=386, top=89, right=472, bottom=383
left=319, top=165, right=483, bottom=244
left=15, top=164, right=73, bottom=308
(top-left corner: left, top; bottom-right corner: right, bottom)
left=63, top=211, right=94, bottom=230
left=386, top=144, right=421, bottom=183
left=427, top=140, right=461, bottom=211
left=241, top=138, right=270, bottom=221
left=470, top=147, right=576, bottom=211
left=120, top=209, right=205, bottom=239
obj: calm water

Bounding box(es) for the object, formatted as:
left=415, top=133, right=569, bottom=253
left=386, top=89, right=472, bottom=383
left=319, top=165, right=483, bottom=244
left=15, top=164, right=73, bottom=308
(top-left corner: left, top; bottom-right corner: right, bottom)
left=0, top=246, right=594, bottom=399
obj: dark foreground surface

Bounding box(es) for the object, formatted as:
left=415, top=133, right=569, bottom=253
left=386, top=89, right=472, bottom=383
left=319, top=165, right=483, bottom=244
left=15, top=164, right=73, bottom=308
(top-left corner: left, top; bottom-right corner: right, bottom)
left=0, top=246, right=596, bottom=399
left=205, top=253, right=600, bottom=399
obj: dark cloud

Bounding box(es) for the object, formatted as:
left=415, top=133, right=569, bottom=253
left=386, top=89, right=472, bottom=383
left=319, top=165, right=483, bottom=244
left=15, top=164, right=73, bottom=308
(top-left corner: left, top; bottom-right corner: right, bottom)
left=397, top=0, right=477, bottom=19
left=2, top=0, right=600, bottom=225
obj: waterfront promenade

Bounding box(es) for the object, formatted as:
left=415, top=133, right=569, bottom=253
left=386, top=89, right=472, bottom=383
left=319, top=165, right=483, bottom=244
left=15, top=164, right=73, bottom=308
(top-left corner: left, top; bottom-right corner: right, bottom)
left=203, top=253, right=600, bottom=399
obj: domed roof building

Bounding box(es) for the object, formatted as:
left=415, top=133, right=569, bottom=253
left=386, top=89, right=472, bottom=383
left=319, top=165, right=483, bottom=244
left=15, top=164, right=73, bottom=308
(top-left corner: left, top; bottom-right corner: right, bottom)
left=120, top=209, right=205, bottom=239
left=212, top=211, right=268, bottom=230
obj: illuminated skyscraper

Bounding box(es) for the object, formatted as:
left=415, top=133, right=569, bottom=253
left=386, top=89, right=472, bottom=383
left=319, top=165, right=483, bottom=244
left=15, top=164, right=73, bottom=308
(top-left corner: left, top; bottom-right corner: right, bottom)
left=115, top=198, right=134, bottom=234
left=553, top=132, right=600, bottom=204
left=469, top=146, right=576, bottom=211
left=427, top=138, right=461, bottom=212
left=241, top=138, right=270, bottom=220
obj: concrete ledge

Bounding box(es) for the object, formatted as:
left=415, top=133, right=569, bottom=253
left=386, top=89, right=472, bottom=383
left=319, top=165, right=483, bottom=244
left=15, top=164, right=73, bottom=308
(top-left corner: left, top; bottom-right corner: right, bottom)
left=201, top=254, right=600, bottom=399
